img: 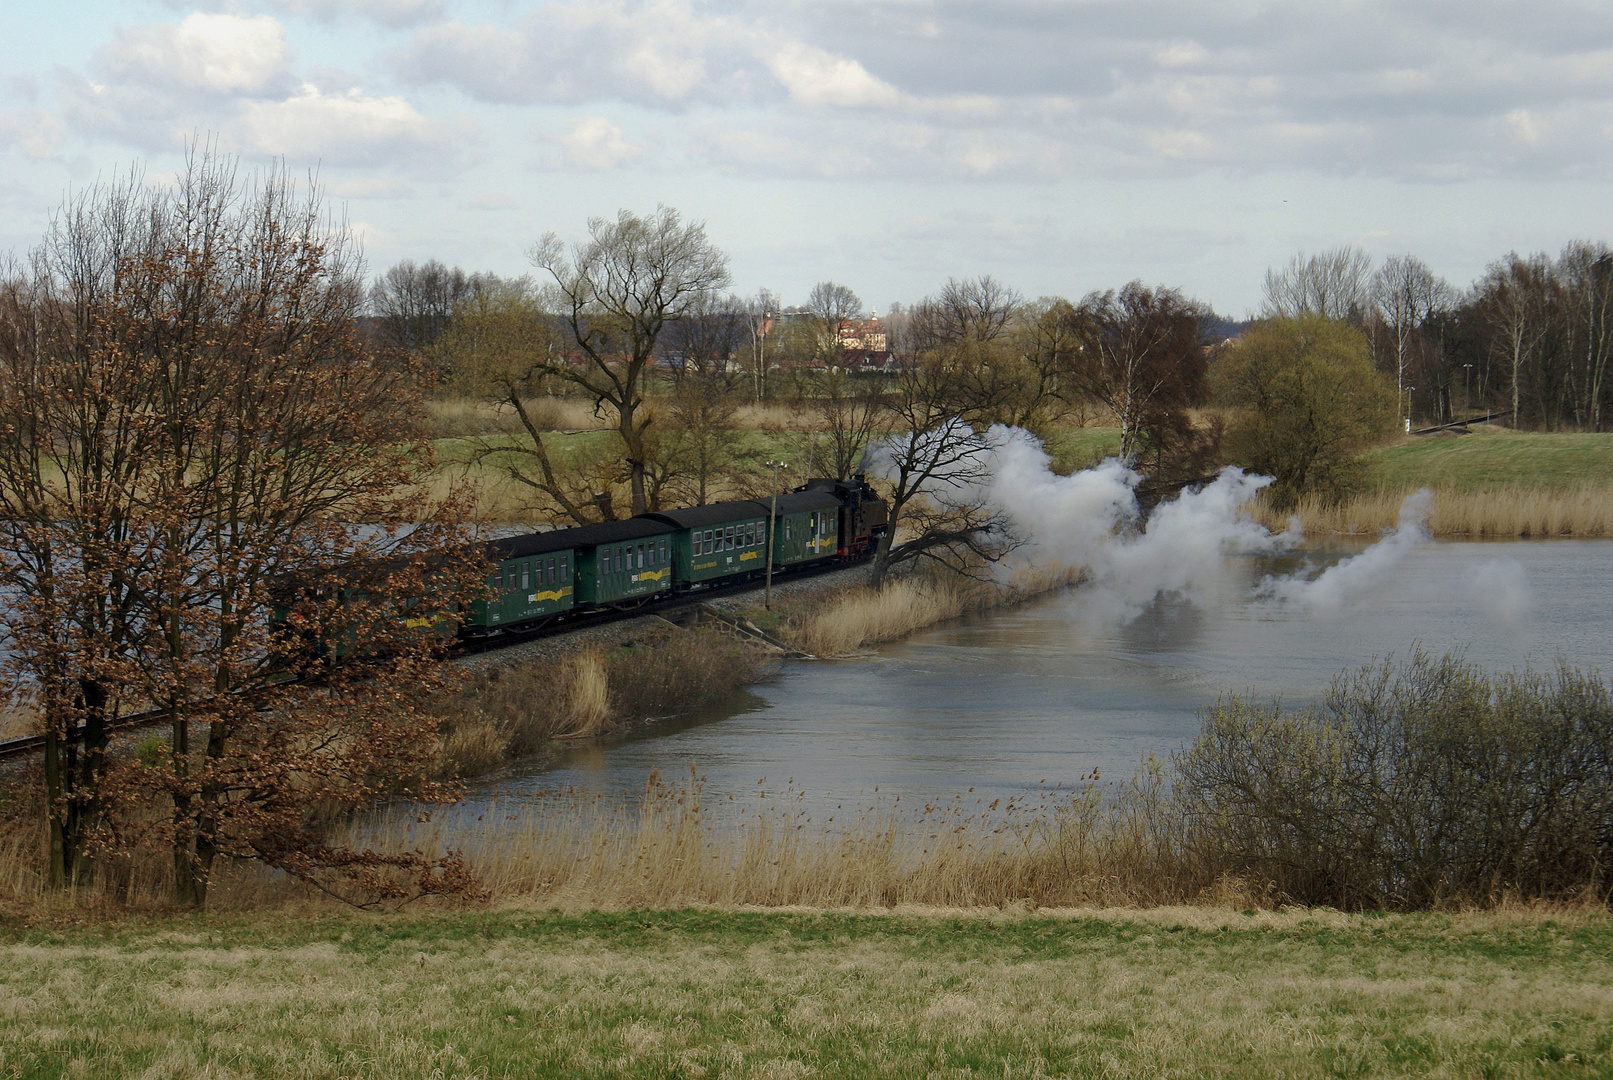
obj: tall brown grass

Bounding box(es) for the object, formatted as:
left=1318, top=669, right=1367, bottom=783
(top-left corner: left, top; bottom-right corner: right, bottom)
left=423, top=396, right=822, bottom=440
left=732, top=401, right=818, bottom=431
left=777, top=563, right=1081, bottom=657
left=1252, top=484, right=1613, bottom=538
left=337, top=766, right=1211, bottom=911
left=435, top=628, right=762, bottom=777
left=421, top=396, right=612, bottom=438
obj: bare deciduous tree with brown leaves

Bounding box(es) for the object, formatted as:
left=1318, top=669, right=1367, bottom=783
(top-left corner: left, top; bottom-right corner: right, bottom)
left=0, top=151, right=484, bottom=906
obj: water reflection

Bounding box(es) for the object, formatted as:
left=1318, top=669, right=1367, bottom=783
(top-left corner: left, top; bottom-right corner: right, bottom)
left=460, top=540, right=1613, bottom=819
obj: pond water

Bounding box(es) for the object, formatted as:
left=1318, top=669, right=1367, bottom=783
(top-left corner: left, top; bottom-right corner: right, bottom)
left=459, top=540, right=1613, bottom=818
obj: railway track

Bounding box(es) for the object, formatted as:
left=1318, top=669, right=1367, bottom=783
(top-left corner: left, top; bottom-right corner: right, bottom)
left=0, top=556, right=863, bottom=761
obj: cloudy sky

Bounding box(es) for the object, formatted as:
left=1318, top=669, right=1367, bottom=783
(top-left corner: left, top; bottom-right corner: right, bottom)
left=3, top=1, right=1612, bottom=315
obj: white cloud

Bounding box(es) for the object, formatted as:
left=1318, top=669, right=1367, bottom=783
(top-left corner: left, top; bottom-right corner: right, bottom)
left=241, top=84, right=448, bottom=163
left=102, top=13, right=292, bottom=96
left=1507, top=108, right=1540, bottom=144
left=0, top=108, right=61, bottom=160
left=268, top=0, right=446, bottom=29
left=766, top=43, right=902, bottom=108
left=561, top=116, right=642, bottom=169
left=51, top=11, right=468, bottom=172
left=395, top=1, right=743, bottom=107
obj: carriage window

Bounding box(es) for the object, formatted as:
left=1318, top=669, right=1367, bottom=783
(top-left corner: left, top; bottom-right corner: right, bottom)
left=487, top=575, right=499, bottom=595
left=504, top=566, right=516, bottom=590
left=560, top=555, right=569, bottom=582
left=637, top=544, right=645, bottom=568
left=784, top=520, right=792, bottom=540
left=521, top=562, right=530, bottom=589
left=546, top=557, right=555, bottom=584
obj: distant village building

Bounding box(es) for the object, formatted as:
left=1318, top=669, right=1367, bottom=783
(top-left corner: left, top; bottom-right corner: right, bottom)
left=837, top=317, right=887, bottom=352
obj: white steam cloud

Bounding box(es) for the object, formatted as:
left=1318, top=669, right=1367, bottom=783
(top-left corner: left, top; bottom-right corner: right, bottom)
left=880, top=424, right=1449, bottom=626
left=1256, top=489, right=1432, bottom=614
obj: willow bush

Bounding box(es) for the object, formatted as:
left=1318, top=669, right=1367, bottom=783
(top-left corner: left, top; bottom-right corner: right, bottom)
left=1178, top=652, right=1613, bottom=909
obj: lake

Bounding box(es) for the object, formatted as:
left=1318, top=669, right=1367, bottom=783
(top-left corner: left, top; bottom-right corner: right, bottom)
left=458, top=539, right=1613, bottom=819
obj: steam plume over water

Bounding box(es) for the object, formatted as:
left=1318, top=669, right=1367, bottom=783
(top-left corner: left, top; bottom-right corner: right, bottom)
left=942, top=426, right=1445, bottom=624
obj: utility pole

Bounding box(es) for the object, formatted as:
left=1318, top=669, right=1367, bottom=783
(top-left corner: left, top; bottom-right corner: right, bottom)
left=764, top=458, right=788, bottom=610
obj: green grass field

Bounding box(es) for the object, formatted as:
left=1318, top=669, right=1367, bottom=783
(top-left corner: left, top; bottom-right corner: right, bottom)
left=1364, top=427, right=1613, bottom=492
left=2, top=906, right=1609, bottom=1079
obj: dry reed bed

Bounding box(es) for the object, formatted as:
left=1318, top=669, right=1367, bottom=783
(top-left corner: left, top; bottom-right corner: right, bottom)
left=342, top=771, right=1209, bottom=912
left=1255, top=484, right=1613, bottom=537
left=421, top=395, right=613, bottom=438
left=774, top=563, right=1080, bottom=657
left=0, top=706, right=38, bottom=741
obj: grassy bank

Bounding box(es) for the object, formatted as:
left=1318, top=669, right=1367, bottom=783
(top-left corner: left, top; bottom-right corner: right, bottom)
left=1, top=905, right=1609, bottom=1079
left=1261, top=427, right=1613, bottom=537
left=1367, top=427, right=1613, bottom=492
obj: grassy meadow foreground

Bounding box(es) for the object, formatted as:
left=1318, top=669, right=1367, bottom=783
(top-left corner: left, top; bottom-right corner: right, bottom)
left=1, top=906, right=1609, bottom=1079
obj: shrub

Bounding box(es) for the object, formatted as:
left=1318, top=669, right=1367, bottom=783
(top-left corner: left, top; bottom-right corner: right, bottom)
left=1175, top=652, right=1613, bottom=908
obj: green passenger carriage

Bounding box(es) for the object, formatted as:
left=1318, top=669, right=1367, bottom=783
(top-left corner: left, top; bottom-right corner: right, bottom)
left=568, top=519, right=677, bottom=607
left=465, top=531, right=578, bottom=633
left=767, top=490, right=843, bottom=567
left=641, top=500, right=770, bottom=590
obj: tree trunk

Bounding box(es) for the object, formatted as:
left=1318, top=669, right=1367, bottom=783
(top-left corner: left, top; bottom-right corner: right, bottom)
left=44, top=680, right=110, bottom=890
left=621, top=402, right=648, bottom=516
left=170, top=713, right=205, bottom=907
left=869, top=529, right=895, bottom=590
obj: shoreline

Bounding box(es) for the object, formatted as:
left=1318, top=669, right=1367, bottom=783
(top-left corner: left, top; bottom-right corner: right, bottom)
left=433, top=562, right=1079, bottom=783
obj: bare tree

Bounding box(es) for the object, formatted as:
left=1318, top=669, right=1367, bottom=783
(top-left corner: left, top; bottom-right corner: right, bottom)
left=1372, top=255, right=1453, bottom=413
left=867, top=281, right=1025, bottom=588
left=1068, top=282, right=1208, bottom=466
left=530, top=208, right=730, bottom=515
left=740, top=288, right=780, bottom=404
left=1474, top=253, right=1557, bottom=426
left=911, top=275, right=1021, bottom=348
left=369, top=259, right=484, bottom=354
left=0, top=151, right=480, bottom=903
left=663, top=372, right=741, bottom=506
left=869, top=356, right=1016, bottom=588
left=1263, top=248, right=1374, bottom=322
left=1557, top=241, right=1613, bottom=431
left=662, top=292, right=747, bottom=383
left=803, top=365, right=890, bottom=481
left=805, top=281, right=865, bottom=361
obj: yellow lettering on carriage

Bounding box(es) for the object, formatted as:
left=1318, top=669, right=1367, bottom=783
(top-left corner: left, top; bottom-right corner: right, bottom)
left=527, top=587, right=573, bottom=604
